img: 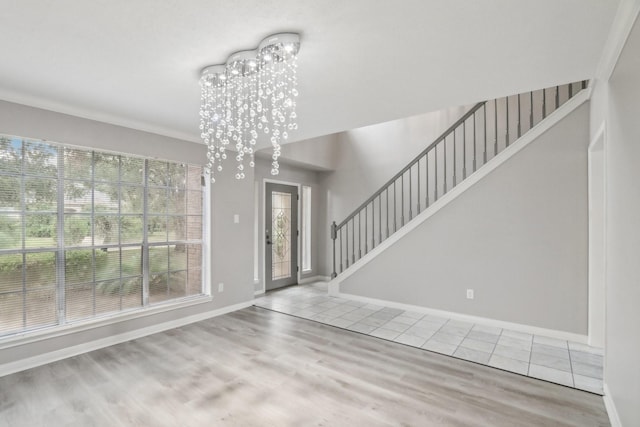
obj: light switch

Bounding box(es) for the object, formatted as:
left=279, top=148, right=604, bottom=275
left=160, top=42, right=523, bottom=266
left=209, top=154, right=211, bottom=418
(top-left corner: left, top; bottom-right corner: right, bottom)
left=233, top=214, right=240, bottom=224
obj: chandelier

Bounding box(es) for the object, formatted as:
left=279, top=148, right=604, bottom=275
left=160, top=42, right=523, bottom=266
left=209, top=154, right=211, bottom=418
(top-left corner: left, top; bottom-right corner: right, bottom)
left=199, top=33, right=300, bottom=182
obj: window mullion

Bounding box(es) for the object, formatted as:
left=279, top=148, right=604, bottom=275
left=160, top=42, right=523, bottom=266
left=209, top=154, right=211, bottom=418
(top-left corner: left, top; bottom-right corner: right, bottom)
left=91, top=151, right=97, bottom=317
left=142, top=159, right=149, bottom=306
left=56, top=146, right=66, bottom=325
left=118, top=156, right=123, bottom=312
left=20, top=142, right=27, bottom=329
left=165, top=183, right=170, bottom=298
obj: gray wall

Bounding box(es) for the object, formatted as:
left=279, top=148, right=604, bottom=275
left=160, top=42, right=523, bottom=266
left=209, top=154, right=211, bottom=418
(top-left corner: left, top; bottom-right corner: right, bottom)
left=594, top=11, right=640, bottom=425
left=0, top=100, right=255, bottom=366
left=340, top=103, right=590, bottom=334
left=316, top=87, right=583, bottom=277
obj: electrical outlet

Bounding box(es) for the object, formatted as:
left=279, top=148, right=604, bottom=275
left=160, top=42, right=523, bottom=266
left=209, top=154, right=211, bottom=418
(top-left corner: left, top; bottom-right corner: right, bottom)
left=218, top=282, right=224, bottom=292
left=466, top=289, right=474, bottom=300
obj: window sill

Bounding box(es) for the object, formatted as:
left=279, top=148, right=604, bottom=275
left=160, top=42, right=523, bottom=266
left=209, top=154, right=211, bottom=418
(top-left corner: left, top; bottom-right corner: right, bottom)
left=0, top=294, right=213, bottom=351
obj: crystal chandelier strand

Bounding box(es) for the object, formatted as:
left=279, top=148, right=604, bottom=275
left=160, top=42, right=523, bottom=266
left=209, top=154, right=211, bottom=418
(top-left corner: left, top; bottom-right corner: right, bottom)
left=199, top=33, right=300, bottom=182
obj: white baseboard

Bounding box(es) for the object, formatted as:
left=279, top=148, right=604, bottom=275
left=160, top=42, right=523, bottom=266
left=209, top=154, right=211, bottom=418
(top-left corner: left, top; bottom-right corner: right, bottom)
left=334, top=292, right=589, bottom=344
left=253, top=276, right=331, bottom=296
left=0, top=301, right=252, bottom=378
left=603, top=383, right=622, bottom=427
left=299, top=275, right=330, bottom=285
left=0, top=295, right=214, bottom=350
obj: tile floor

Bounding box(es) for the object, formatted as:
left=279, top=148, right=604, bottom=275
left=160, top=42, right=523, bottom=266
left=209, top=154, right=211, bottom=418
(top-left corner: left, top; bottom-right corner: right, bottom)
left=254, top=282, right=604, bottom=395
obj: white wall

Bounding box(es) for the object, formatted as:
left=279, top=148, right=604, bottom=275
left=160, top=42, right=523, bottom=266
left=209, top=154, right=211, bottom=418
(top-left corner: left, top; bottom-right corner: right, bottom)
left=592, top=4, right=640, bottom=424
left=0, top=100, right=255, bottom=366
left=340, top=103, right=590, bottom=334
left=276, top=133, right=340, bottom=171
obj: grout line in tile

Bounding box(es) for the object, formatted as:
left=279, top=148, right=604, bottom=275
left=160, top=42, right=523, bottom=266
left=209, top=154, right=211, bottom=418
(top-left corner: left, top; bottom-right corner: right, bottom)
left=567, top=345, right=577, bottom=388
left=489, top=328, right=505, bottom=362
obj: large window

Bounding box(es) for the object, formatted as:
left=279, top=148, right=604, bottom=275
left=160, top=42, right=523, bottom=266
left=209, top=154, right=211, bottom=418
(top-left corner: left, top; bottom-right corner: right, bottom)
left=0, top=136, right=206, bottom=338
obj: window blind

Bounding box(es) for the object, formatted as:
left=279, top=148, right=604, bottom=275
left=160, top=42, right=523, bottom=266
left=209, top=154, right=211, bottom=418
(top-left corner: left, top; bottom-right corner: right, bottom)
left=0, top=136, right=205, bottom=337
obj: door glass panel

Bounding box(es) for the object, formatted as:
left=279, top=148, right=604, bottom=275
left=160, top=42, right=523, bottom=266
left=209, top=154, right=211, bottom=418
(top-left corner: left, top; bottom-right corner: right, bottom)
left=271, top=191, right=292, bottom=280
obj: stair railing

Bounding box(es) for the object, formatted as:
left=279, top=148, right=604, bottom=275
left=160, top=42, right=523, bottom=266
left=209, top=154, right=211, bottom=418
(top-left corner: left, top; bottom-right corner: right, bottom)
left=331, top=81, right=588, bottom=278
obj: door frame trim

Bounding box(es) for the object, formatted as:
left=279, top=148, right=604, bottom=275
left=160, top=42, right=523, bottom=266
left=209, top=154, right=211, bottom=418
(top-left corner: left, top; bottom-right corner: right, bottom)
left=587, top=121, right=607, bottom=348
left=258, top=178, right=301, bottom=295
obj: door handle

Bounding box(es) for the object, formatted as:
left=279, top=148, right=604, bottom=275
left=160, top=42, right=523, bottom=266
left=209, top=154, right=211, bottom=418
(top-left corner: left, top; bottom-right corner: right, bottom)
left=266, top=232, right=271, bottom=245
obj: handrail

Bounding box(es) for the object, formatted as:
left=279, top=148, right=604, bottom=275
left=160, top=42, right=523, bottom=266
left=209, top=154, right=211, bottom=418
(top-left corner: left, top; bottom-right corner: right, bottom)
left=331, top=81, right=589, bottom=278
left=336, top=101, right=486, bottom=229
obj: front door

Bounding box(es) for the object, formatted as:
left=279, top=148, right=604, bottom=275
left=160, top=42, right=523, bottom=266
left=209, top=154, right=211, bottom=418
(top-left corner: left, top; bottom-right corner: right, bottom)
left=265, top=183, right=298, bottom=291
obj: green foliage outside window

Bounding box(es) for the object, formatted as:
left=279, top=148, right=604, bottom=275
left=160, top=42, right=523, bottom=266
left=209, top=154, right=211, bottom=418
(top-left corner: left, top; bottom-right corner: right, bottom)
left=65, top=217, right=90, bottom=245
left=26, top=212, right=55, bottom=238
left=0, top=216, right=19, bottom=247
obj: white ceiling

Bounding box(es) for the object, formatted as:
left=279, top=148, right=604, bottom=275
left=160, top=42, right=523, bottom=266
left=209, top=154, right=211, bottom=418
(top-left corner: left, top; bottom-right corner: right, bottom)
left=0, top=0, right=619, bottom=146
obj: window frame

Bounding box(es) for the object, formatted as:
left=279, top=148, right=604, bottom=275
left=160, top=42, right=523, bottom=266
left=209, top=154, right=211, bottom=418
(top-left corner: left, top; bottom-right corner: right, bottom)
left=0, top=135, right=211, bottom=343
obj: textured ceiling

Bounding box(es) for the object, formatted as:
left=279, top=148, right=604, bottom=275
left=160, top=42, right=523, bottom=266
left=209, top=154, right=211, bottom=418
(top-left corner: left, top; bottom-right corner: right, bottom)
left=0, top=0, right=619, bottom=146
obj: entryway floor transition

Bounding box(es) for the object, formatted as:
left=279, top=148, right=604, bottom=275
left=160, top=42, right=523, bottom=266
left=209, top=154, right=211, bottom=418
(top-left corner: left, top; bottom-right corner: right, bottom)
left=254, top=282, right=603, bottom=395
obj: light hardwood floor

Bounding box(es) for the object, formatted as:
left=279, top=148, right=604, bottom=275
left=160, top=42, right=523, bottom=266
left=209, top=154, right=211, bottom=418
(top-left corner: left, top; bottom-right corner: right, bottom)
left=0, top=307, right=609, bottom=426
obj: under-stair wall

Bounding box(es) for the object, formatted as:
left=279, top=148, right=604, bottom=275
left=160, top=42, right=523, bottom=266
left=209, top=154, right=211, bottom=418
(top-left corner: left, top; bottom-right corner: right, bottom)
left=327, top=83, right=586, bottom=278
left=337, top=100, right=590, bottom=336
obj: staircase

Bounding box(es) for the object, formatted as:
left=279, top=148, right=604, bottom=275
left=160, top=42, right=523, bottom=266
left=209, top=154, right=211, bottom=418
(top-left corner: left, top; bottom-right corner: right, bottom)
left=330, top=81, right=589, bottom=278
